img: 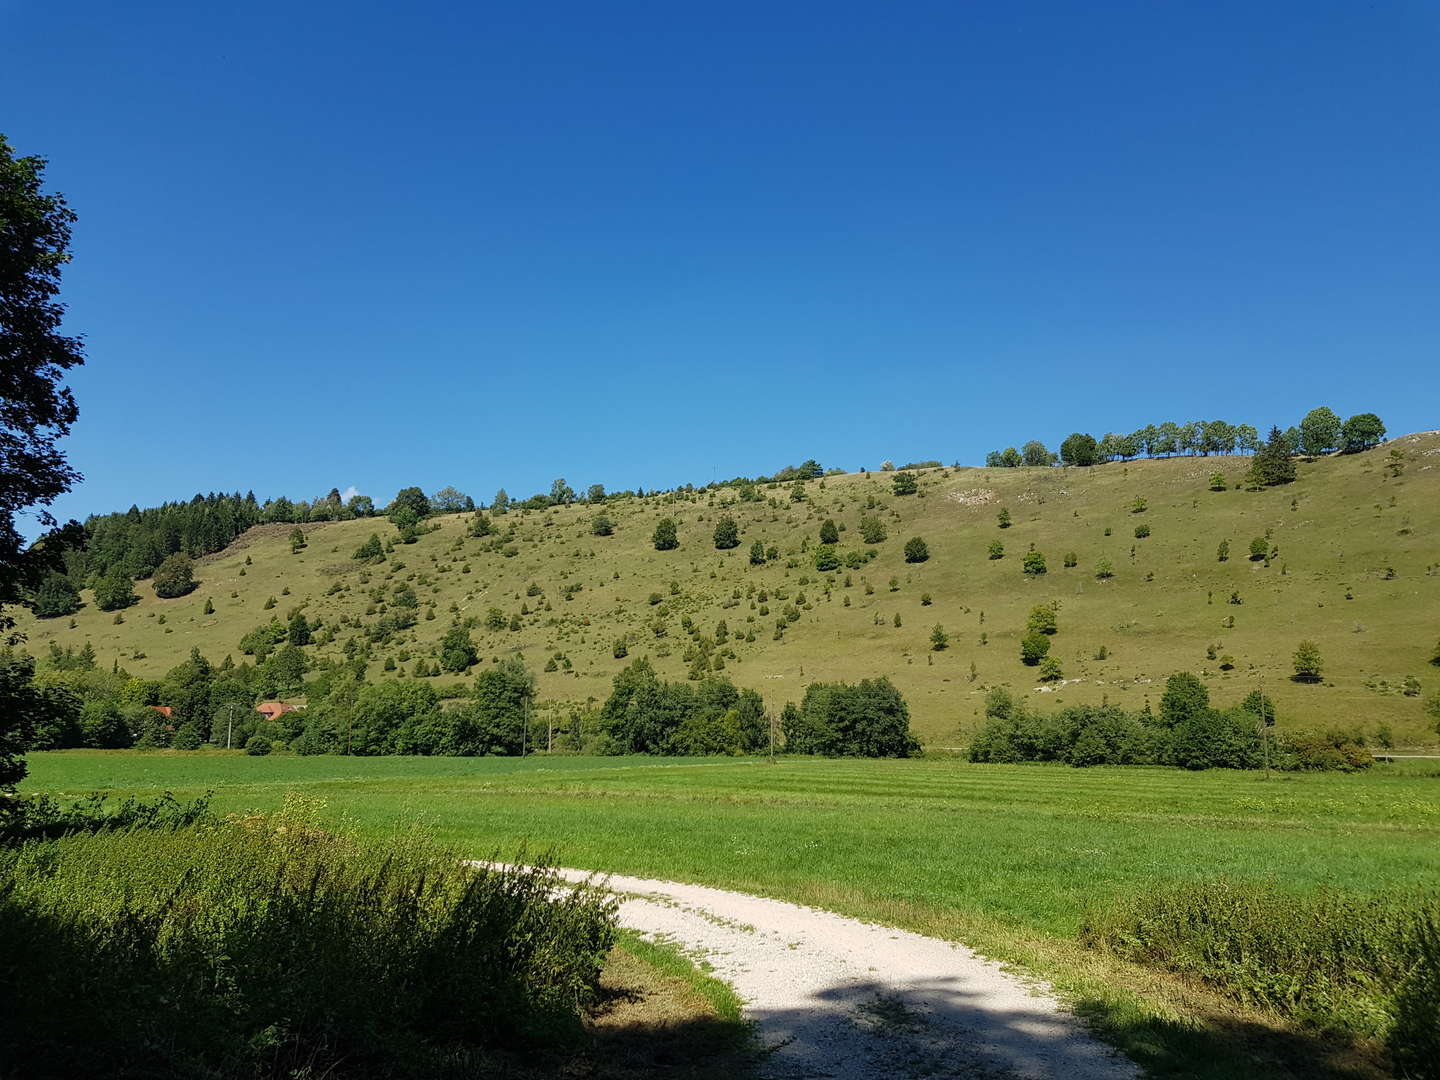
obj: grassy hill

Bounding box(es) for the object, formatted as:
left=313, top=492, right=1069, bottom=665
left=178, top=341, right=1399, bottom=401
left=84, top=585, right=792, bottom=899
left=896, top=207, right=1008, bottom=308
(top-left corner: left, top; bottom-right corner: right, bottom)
left=20, top=433, right=1440, bottom=746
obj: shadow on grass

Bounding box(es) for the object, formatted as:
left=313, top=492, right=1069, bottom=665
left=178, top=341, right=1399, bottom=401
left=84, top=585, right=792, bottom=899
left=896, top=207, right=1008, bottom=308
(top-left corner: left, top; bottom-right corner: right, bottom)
left=1072, top=997, right=1390, bottom=1080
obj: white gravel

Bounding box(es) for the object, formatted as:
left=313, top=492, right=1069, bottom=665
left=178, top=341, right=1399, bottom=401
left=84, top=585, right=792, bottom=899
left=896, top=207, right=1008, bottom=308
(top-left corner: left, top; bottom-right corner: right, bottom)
left=546, top=866, right=1140, bottom=1080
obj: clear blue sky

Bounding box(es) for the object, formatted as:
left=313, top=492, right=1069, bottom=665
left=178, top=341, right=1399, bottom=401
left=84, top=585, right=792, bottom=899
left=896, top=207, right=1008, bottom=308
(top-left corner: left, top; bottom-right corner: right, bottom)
left=4, top=0, right=1437, bottom=525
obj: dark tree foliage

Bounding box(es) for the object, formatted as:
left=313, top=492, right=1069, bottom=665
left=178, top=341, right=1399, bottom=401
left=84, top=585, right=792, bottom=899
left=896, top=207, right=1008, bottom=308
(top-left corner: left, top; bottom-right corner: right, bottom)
left=73, top=491, right=264, bottom=583
left=600, top=659, right=768, bottom=755
left=1252, top=426, right=1297, bottom=485
left=712, top=516, right=740, bottom=550
left=782, top=677, right=919, bottom=758
left=590, top=513, right=614, bottom=537
left=93, top=568, right=137, bottom=611
left=0, top=136, right=87, bottom=635
left=652, top=518, right=679, bottom=551
left=352, top=533, right=384, bottom=562
left=1060, top=433, right=1099, bottom=467
left=0, top=136, right=88, bottom=807
left=818, top=518, right=839, bottom=545
left=749, top=540, right=766, bottom=565
left=387, top=486, right=431, bottom=525
left=151, top=552, right=196, bottom=599
left=1341, top=413, right=1386, bottom=453
left=891, top=470, right=918, bottom=496
left=438, top=624, right=478, bottom=673
left=31, top=572, right=79, bottom=617
left=903, top=537, right=929, bottom=563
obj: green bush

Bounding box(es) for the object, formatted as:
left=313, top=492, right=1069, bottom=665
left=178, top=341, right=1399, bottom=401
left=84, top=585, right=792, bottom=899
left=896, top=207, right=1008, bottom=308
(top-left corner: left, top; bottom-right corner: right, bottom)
left=1080, top=880, right=1440, bottom=1047
left=0, top=800, right=617, bottom=1078
left=244, top=734, right=272, bottom=756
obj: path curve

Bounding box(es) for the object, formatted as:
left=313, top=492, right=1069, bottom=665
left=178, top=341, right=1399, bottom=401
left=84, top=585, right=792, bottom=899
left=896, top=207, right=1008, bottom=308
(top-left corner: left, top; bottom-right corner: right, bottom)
left=546, top=867, right=1138, bottom=1080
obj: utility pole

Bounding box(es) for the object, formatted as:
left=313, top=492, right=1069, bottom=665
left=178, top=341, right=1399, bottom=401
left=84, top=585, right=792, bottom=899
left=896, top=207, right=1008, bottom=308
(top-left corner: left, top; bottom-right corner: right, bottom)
left=768, top=711, right=776, bottom=764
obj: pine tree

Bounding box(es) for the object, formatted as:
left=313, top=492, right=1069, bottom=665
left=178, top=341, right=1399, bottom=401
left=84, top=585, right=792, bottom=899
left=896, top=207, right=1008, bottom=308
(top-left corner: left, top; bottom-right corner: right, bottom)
left=903, top=537, right=929, bottom=563
left=819, top=519, right=839, bottom=544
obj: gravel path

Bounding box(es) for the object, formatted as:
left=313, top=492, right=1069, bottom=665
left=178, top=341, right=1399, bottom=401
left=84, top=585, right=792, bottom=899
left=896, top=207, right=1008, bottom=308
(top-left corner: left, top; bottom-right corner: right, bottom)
left=547, top=867, right=1139, bottom=1080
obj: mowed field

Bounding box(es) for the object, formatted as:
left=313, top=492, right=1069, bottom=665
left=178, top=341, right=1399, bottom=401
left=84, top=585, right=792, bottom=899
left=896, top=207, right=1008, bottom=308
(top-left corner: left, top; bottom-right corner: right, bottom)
left=19, top=432, right=1440, bottom=745
left=23, top=751, right=1440, bottom=1077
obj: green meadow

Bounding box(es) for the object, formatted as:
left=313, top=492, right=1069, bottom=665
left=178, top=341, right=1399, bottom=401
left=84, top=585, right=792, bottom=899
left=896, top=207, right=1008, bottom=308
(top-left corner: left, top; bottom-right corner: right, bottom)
left=24, top=751, right=1440, bottom=1077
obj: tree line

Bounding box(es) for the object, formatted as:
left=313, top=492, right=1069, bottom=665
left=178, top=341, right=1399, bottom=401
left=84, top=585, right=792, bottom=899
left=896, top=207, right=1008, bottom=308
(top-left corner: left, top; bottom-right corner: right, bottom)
left=969, top=673, right=1373, bottom=771
left=985, top=407, right=1386, bottom=468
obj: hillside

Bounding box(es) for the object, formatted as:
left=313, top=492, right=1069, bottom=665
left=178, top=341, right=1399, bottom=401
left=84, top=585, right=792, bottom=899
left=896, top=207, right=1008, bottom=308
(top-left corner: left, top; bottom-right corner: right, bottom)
left=20, top=433, right=1440, bottom=746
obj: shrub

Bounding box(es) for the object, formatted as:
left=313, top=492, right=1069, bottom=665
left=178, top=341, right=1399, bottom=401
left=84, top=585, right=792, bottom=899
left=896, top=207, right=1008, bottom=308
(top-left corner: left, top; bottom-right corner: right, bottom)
left=590, top=513, right=614, bottom=536
left=652, top=518, right=679, bottom=551
left=987, top=540, right=1004, bottom=560
left=1020, top=631, right=1050, bottom=665
left=1095, top=559, right=1114, bottom=579
left=152, top=553, right=197, bottom=599
left=903, top=537, right=929, bottom=563
left=0, top=806, right=617, bottom=1077
left=891, top=470, right=918, bottom=496
left=1026, top=603, right=1057, bottom=635
left=813, top=544, right=840, bottom=572
left=1133, top=523, right=1150, bottom=539
left=859, top=514, right=887, bottom=544
left=1022, top=550, right=1047, bottom=575
left=244, top=735, right=272, bottom=756
left=1081, top=881, right=1439, bottom=1048
left=712, top=516, right=739, bottom=550
left=1293, top=639, right=1324, bottom=681
left=1249, top=537, right=1269, bottom=560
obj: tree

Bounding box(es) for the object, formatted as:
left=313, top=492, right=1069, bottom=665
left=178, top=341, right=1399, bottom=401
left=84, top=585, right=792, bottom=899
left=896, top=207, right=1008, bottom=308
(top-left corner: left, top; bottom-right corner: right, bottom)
left=819, top=518, right=839, bottom=545
left=999, top=447, right=1022, bottom=468
left=1298, top=407, right=1342, bottom=457
left=1022, top=441, right=1050, bottom=467
left=1340, top=413, right=1386, bottom=453
left=346, top=494, right=374, bottom=517
left=549, top=478, right=575, bottom=505
left=0, top=132, right=87, bottom=636
left=859, top=515, right=887, bottom=544
left=352, top=533, right=384, bottom=562
left=287, top=612, right=311, bottom=646
left=388, top=486, right=431, bottom=524
left=891, top=470, right=918, bottom=496
left=652, top=518, right=679, bottom=551
left=996, top=508, right=1011, bottom=528
left=749, top=540, right=766, bottom=566
left=1293, top=640, right=1324, bottom=682
left=813, top=544, right=840, bottom=572
left=930, top=625, right=948, bottom=651
left=93, top=568, right=137, bottom=611
left=491, top=488, right=510, bottom=514
left=439, top=624, right=478, bottom=673
left=1022, top=550, right=1047, bottom=575
left=1060, top=433, right=1098, bottom=467
left=431, top=485, right=473, bottom=513
left=1252, top=426, right=1296, bottom=485
left=1020, top=631, right=1050, bottom=665
left=586, top=483, right=607, bottom=503
left=591, top=513, right=614, bottom=537
left=288, top=526, right=307, bottom=552
left=712, top=516, right=740, bottom=550
left=1208, top=472, right=1227, bottom=491
left=1160, top=672, right=1210, bottom=728
left=1249, top=537, right=1269, bottom=561
left=32, top=573, right=79, bottom=617
left=1217, top=540, right=1230, bottom=562
left=1026, top=603, right=1057, bottom=635
left=152, top=553, right=196, bottom=598
left=903, top=537, right=929, bottom=563
left=988, top=539, right=1004, bottom=560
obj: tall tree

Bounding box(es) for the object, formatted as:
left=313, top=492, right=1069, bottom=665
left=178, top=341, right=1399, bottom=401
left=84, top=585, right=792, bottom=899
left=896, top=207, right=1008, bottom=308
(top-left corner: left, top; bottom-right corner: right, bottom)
left=818, top=518, right=839, bottom=544
left=0, top=135, right=87, bottom=809
left=1021, top=440, right=1050, bottom=467
left=1340, top=413, right=1386, bottom=453
left=712, top=516, right=739, bottom=549
left=1298, top=407, right=1342, bottom=457
left=1252, top=426, right=1297, bottom=485
left=1059, top=433, right=1098, bottom=467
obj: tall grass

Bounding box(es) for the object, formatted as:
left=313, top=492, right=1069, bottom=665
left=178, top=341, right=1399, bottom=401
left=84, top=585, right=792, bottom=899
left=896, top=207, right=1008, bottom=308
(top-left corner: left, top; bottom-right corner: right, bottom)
left=1080, top=880, right=1440, bottom=1071
left=0, top=796, right=617, bottom=1078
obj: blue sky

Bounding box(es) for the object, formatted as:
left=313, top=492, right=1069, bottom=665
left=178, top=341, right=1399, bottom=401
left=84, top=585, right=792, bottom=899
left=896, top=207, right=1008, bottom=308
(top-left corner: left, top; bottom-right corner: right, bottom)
left=4, top=0, right=1437, bottom=525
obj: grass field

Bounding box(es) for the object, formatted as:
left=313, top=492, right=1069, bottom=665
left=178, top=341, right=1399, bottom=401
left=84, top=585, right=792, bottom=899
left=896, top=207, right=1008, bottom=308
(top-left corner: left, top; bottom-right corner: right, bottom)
left=23, top=750, right=1440, bottom=1078
left=20, top=433, right=1440, bottom=746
